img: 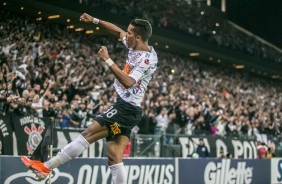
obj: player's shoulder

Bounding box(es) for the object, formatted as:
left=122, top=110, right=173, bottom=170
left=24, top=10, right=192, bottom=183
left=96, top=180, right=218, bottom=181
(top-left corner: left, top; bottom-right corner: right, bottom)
left=140, top=47, right=158, bottom=64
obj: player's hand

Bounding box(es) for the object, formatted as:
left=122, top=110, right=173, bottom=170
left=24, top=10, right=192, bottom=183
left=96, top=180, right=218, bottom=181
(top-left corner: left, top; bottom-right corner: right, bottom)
left=97, top=46, right=110, bottom=61
left=79, top=13, right=94, bottom=23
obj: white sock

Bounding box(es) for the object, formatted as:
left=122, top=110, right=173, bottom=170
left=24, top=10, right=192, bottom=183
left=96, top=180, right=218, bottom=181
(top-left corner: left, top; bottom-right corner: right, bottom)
left=44, top=134, right=90, bottom=169
left=110, top=162, right=127, bottom=184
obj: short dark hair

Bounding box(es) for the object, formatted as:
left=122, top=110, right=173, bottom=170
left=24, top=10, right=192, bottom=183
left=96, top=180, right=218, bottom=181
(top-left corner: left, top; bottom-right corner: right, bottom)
left=130, top=19, right=152, bottom=41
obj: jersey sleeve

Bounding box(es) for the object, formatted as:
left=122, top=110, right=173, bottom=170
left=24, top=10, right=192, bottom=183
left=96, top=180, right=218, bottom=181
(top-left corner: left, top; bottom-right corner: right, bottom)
left=129, top=57, right=151, bottom=82
left=122, top=36, right=128, bottom=48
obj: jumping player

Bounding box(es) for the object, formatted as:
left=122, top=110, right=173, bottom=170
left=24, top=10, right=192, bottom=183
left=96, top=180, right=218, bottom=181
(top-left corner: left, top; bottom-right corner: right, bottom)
left=21, top=13, right=158, bottom=184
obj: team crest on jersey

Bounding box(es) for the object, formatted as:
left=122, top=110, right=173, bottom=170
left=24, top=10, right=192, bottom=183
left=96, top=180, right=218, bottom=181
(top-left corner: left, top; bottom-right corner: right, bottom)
left=24, top=123, right=43, bottom=155
left=144, top=59, right=150, bottom=65
left=110, top=123, right=121, bottom=135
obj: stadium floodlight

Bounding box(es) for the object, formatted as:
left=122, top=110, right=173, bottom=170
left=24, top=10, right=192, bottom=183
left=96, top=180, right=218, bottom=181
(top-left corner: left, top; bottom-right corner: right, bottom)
left=75, top=28, right=84, bottom=32
left=272, top=75, right=280, bottom=79
left=234, top=65, right=245, bottom=69
left=85, top=30, right=93, bottom=34
left=67, top=25, right=74, bottom=29
left=189, top=53, right=200, bottom=57
left=48, top=15, right=60, bottom=19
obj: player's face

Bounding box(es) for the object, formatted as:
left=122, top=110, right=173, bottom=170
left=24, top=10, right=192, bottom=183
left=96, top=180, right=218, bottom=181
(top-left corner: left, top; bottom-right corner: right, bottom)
left=126, top=24, right=140, bottom=49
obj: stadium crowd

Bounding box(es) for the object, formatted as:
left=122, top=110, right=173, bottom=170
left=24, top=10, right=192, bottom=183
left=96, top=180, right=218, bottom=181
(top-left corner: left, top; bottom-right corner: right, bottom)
left=0, top=10, right=281, bottom=145
left=99, top=0, right=282, bottom=64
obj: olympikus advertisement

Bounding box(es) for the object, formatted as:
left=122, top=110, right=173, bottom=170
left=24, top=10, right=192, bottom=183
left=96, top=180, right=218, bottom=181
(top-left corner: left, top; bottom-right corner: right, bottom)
left=1, top=156, right=274, bottom=184
left=179, top=158, right=270, bottom=184
left=0, top=156, right=176, bottom=184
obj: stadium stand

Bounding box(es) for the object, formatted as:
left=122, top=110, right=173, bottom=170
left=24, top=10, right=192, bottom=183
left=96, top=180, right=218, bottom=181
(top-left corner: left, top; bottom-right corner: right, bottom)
left=0, top=10, right=281, bottom=141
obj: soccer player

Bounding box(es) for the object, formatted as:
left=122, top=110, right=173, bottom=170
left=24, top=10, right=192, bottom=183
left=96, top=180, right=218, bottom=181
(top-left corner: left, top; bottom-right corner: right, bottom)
left=21, top=13, right=158, bottom=183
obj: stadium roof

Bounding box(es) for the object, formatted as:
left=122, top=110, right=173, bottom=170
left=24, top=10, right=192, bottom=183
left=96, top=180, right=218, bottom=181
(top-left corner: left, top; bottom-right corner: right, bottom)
left=225, top=0, right=282, bottom=49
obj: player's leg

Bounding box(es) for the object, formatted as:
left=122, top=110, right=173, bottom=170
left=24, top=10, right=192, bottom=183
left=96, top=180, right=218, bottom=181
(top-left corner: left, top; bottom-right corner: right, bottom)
left=44, top=121, right=109, bottom=169
left=107, top=135, right=129, bottom=184
left=21, top=121, right=109, bottom=180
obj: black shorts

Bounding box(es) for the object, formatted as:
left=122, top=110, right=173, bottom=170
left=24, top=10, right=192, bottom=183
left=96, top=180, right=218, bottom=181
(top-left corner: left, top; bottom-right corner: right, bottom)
left=95, top=97, right=142, bottom=141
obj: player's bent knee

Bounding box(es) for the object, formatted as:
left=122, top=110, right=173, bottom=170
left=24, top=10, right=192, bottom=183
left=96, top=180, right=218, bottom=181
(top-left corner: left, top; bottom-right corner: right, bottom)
left=81, top=126, right=93, bottom=140
left=81, top=121, right=108, bottom=144
left=107, top=146, right=123, bottom=165
left=81, top=126, right=92, bottom=136
left=107, top=154, right=123, bottom=165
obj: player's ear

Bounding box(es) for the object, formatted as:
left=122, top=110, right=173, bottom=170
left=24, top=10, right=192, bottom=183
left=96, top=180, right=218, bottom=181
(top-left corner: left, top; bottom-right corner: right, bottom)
left=136, top=35, right=141, bottom=41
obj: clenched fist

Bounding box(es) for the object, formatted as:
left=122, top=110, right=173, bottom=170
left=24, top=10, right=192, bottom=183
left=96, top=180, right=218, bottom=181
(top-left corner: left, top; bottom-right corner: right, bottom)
left=79, top=13, right=94, bottom=23
left=97, top=46, right=110, bottom=61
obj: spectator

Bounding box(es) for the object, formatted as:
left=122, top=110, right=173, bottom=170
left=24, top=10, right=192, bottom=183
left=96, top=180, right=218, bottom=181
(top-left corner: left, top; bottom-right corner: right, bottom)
left=137, top=109, right=155, bottom=134
left=155, top=107, right=170, bottom=144
left=196, top=138, right=209, bottom=158
left=31, top=83, right=53, bottom=118
left=226, top=152, right=233, bottom=158
left=256, top=141, right=267, bottom=159
left=60, top=109, right=79, bottom=128
left=218, top=148, right=225, bottom=158
left=266, top=147, right=275, bottom=158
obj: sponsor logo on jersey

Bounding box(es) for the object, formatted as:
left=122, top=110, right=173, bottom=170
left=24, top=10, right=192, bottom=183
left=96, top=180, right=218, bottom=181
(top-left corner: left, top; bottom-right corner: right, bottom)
left=132, top=80, right=142, bottom=94
left=123, top=64, right=131, bottom=75
left=132, top=88, right=139, bottom=94
left=110, top=123, right=121, bottom=135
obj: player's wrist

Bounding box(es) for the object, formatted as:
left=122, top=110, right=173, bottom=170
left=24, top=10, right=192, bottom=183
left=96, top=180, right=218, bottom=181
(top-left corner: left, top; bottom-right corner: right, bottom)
left=105, top=58, right=114, bottom=67
left=92, top=17, right=99, bottom=24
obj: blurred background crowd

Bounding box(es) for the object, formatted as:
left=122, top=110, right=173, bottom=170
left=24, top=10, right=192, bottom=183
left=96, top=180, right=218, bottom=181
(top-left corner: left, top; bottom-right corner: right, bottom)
left=1, top=9, right=281, bottom=146
left=96, top=0, right=282, bottom=64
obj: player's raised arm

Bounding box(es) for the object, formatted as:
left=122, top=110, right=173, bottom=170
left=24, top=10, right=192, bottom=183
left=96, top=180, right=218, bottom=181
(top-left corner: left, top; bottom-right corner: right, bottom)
left=80, top=13, right=126, bottom=39
left=97, top=46, right=136, bottom=89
